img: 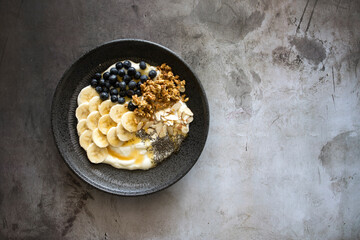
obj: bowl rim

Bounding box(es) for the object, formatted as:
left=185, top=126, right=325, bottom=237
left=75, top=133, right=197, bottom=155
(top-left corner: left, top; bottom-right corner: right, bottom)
left=51, top=38, right=210, bottom=196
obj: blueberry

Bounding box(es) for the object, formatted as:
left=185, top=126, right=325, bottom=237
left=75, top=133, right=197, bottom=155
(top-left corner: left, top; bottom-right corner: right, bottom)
left=148, top=70, right=157, bottom=79
left=102, top=86, right=109, bottom=93
left=134, top=71, right=141, bottom=79
left=119, top=90, right=126, bottom=97
left=137, top=81, right=142, bottom=89
left=110, top=67, right=118, bottom=75
left=118, top=69, right=125, bottom=77
left=103, top=72, right=110, bottom=80
left=105, top=81, right=111, bottom=89
left=127, top=67, right=136, bottom=76
left=128, top=80, right=136, bottom=90
left=123, top=75, right=131, bottom=84
left=118, top=97, right=125, bottom=104
left=128, top=101, right=137, bottom=111
left=109, top=74, right=117, bottom=85
left=119, top=81, right=126, bottom=91
left=135, top=89, right=142, bottom=96
left=94, top=73, right=101, bottom=80
left=95, top=86, right=103, bottom=93
left=140, top=75, right=148, bottom=83
left=110, top=88, right=118, bottom=95
left=123, top=60, right=131, bottom=69
left=99, top=79, right=106, bottom=86
left=139, top=61, right=146, bottom=70
left=110, top=95, right=118, bottom=102
left=100, top=92, right=109, bottom=100
left=115, top=81, right=120, bottom=88
left=116, top=62, right=123, bottom=70
left=126, top=89, right=134, bottom=97
left=90, top=79, right=98, bottom=87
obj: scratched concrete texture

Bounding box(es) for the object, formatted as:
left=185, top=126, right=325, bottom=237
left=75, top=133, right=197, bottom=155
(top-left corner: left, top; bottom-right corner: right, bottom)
left=0, top=0, right=359, bottom=239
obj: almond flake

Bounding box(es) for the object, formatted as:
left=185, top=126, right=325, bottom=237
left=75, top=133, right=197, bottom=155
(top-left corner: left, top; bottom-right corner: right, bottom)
left=145, top=128, right=155, bottom=134
left=164, top=115, right=178, bottom=121
left=182, top=111, right=189, bottom=120
left=137, top=122, right=144, bottom=131
left=164, top=120, right=174, bottom=126
left=171, top=102, right=182, bottom=111
left=186, top=116, right=193, bottom=124
left=143, top=121, right=154, bottom=130
left=159, top=125, right=167, bottom=138
left=155, top=122, right=163, bottom=134
left=167, top=126, right=174, bottom=136
left=183, top=107, right=193, bottom=116
left=181, top=125, right=189, bottom=134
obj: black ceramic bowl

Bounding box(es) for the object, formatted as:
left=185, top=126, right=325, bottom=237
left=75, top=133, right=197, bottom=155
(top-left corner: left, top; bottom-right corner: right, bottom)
left=51, top=39, right=209, bottom=196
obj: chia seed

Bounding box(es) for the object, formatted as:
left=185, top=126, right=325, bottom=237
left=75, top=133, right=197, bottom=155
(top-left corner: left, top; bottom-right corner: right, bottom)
left=137, top=130, right=186, bottom=164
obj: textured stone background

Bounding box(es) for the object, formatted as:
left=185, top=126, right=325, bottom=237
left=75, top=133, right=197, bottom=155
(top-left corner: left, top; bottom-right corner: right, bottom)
left=1, top=0, right=359, bottom=239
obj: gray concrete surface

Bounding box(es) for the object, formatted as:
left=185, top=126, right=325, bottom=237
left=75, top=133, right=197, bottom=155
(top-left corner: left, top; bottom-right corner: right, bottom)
left=1, top=0, right=359, bottom=239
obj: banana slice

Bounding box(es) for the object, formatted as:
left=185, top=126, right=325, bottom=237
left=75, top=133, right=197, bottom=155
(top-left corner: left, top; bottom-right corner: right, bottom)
left=116, top=122, right=135, bottom=141
left=86, top=143, right=108, bottom=164
left=98, top=114, right=117, bottom=134
left=76, top=103, right=90, bottom=120
left=92, top=128, right=109, bottom=148
left=79, top=130, right=93, bottom=150
left=99, top=100, right=116, bottom=116
left=77, top=119, right=88, bottom=135
left=109, top=105, right=128, bottom=123
left=89, top=96, right=101, bottom=112
left=77, top=86, right=98, bottom=105
left=121, top=112, right=139, bottom=133
left=86, top=111, right=101, bottom=130
left=107, top=127, right=124, bottom=147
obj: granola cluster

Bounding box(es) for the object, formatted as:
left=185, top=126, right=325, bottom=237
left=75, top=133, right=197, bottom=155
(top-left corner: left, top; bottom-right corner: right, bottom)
left=132, top=63, right=188, bottom=119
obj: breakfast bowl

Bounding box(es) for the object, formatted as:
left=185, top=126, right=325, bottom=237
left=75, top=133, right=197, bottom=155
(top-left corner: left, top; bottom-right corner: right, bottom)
left=51, top=39, right=209, bottom=196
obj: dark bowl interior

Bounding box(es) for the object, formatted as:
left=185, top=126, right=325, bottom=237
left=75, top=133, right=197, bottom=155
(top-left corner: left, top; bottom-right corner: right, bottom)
left=51, top=39, right=209, bottom=196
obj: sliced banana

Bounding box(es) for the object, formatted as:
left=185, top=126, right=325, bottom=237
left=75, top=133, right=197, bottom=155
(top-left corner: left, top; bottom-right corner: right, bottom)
left=121, top=112, right=138, bottom=133
left=86, top=143, right=108, bottom=164
left=89, top=96, right=101, bottom=112
left=92, top=128, right=109, bottom=148
left=79, top=130, right=93, bottom=150
left=76, top=103, right=90, bottom=120
left=86, top=111, right=101, bottom=130
left=109, top=105, right=128, bottom=123
left=107, top=127, right=124, bottom=147
left=77, top=119, right=88, bottom=135
left=99, top=100, right=116, bottom=116
left=98, top=114, right=117, bottom=134
left=77, top=86, right=98, bottom=105
left=116, top=122, right=135, bottom=141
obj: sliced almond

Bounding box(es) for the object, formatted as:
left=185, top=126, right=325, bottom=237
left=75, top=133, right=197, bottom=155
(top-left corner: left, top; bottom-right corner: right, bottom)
left=164, top=115, right=178, bottom=121
left=137, top=121, right=144, bottom=131
left=183, top=107, right=193, bottom=116
left=171, top=102, right=181, bottom=111
left=143, top=121, right=154, bottom=130
left=186, top=116, right=194, bottom=124
left=164, top=120, right=174, bottom=126
left=141, top=118, right=149, bottom=123
left=181, top=125, right=189, bottom=134
left=167, top=126, right=174, bottom=136
left=183, top=114, right=190, bottom=122
left=155, top=111, right=163, bottom=121
left=159, top=125, right=167, bottom=138
left=155, top=122, right=163, bottom=135
left=145, top=128, right=155, bottom=134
